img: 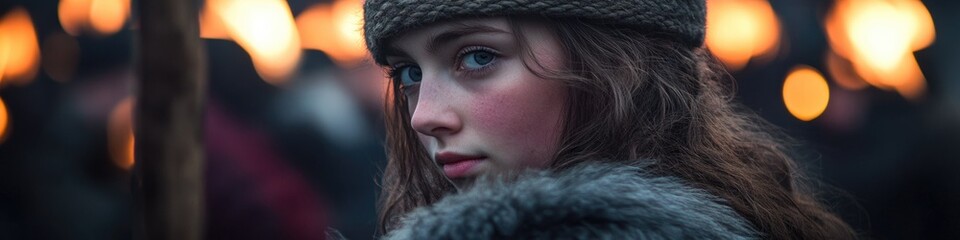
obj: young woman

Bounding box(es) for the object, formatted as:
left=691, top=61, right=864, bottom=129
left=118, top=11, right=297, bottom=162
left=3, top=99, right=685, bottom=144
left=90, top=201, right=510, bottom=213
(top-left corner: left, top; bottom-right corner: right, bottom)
left=362, top=1, right=855, bottom=239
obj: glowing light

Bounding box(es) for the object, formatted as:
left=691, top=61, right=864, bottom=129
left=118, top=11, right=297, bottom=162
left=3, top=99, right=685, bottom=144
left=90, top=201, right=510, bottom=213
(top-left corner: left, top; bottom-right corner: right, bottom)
left=204, top=0, right=302, bottom=85
left=199, top=7, right=230, bottom=40
left=0, top=97, right=8, bottom=142
left=0, top=35, right=7, bottom=84
left=58, top=0, right=130, bottom=36
left=824, top=50, right=867, bottom=91
left=783, top=66, right=830, bottom=121
left=705, top=0, right=780, bottom=71
left=89, top=0, right=130, bottom=35
left=58, top=0, right=90, bottom=36
left=127, top=133, right=135, bottom=167
left=825, top=0, right=934, bottom=100
left=297, top=0, right=368, bottom=66
left=0, top=7, right=41, bottom=86
left=108, top=97, right=135, bottom=170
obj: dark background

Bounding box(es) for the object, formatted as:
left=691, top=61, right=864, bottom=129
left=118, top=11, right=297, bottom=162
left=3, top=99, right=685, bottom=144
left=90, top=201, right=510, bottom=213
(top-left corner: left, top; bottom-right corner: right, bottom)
left=0, top=0, right=957, bottom=239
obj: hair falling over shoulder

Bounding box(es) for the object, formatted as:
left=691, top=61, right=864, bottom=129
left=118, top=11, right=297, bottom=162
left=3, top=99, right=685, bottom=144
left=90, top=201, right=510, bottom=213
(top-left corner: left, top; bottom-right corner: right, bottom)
left=377, top=17, right=856, bottom=239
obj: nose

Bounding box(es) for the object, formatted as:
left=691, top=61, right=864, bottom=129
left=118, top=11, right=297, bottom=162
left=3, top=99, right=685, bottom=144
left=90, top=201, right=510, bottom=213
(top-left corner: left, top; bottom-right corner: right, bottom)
left=409, top=78, right=462, bottom=137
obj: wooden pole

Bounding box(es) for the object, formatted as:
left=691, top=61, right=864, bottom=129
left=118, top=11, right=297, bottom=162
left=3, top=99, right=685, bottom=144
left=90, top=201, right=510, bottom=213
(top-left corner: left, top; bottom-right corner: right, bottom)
left=135, top=0, right=205, bottom=239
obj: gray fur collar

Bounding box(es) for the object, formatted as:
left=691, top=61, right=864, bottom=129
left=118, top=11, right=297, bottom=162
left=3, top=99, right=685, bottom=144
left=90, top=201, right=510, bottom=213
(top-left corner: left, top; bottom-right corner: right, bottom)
left=383, top=162, right=758, bottom=239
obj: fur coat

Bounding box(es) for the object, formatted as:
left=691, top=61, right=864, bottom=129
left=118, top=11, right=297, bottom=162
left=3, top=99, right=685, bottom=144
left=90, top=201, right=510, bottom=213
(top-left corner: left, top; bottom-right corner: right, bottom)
left=382, top=162, right=758, bottom=239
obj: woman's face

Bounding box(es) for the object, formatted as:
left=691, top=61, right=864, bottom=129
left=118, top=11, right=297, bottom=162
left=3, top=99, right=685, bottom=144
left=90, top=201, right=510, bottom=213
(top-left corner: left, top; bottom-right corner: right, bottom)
left=385, top=18, right=567, bottom=187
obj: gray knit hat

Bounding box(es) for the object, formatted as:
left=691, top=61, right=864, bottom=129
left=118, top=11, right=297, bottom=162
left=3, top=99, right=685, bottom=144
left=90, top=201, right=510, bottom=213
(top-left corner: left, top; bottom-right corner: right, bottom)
left=363, top=0, right=706, bottom=65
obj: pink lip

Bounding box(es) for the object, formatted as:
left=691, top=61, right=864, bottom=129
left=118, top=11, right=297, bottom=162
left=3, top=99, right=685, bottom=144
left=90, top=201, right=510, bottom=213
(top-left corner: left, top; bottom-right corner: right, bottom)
left=435, top=152, right=486, bottom=178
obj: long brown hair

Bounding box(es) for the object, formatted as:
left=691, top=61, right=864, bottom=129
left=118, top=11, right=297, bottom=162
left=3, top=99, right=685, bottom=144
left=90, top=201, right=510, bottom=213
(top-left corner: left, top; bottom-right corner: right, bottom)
left=377, top=17, right=855, bottom=239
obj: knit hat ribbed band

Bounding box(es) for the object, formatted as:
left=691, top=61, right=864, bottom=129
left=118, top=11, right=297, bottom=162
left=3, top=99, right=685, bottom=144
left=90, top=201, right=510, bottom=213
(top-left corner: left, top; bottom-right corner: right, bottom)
left=363, top=0, right=707, bottom=65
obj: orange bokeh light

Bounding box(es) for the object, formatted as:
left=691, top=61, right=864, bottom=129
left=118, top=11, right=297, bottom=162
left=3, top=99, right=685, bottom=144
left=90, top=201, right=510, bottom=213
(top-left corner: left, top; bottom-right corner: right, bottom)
left=825, top=50, right=867, bottom=91
left=783, top=66, right=830, bottom=121
left=59, top=0, right=90, bottom=36
left=203, top=0, right=302, bottom=85
left=0, top=97, right=8, bottom=142
left=89, top=0, right=130, bottom=35
left=297, top=0, right=368, bottom=67
left=58, top=0, right=130, bottom=36
left=199, top=7, right=230, bottom=40
left=0, top=7, right=40, bottom=86
left=0, top=31, right=7, bottom=85
left=108, top=97, right=135, bottom=170
left=705, top=0, right=780, bottom=71
left=825, top=0, right=933, bottom=100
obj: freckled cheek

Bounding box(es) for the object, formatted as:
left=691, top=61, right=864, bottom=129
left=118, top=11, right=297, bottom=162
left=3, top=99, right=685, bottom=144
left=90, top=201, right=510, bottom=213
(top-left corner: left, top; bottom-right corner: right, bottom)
left=470, top=78, right=565, bottom=167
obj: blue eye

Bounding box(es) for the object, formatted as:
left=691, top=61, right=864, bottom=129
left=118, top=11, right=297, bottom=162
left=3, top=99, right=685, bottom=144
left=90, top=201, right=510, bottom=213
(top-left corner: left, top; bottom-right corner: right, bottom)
left=462, top=50, right=496, bottom=69
left=393, top=65, right=422, bottom=86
